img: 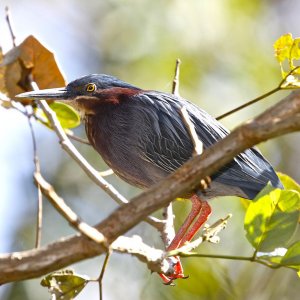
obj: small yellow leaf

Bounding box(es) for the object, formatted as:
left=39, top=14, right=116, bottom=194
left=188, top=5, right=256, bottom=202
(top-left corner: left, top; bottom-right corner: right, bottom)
left=291, top=38, right=300, bottom=60
left=274, top=33, right=294, bottom=63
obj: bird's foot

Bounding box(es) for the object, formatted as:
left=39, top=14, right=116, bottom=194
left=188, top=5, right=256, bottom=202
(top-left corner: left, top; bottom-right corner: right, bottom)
left=159, top=256, right=187, bottom=285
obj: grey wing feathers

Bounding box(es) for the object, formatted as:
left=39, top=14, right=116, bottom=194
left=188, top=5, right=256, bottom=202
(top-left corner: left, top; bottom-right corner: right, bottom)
left=135, top=91, right=282, bottom=199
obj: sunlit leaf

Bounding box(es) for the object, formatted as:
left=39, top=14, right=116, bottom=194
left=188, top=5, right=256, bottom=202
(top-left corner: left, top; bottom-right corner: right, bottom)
left=0, top=35, right=65, bottom=105
left=252, top=183, right=276, bottom=200
left=277, top=172, right=300, bottom=195
left=274, top=33, right=300, bottom=86
left=41, top=270, right=89, bottom=300
left=274, top=33, right=294, bottom=63
left=35, top=102, right=81, bottom=129
left=244, top=187, right=300, bottom=252
left=291, top=38, right=300, bottom=60
left=49, top=102, right=80, bottom=129
left=281, top=241, right=300, bottom=269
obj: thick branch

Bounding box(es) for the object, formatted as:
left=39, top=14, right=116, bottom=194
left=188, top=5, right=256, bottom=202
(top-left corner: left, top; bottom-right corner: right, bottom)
left=1, top=91, right=300, bottom=284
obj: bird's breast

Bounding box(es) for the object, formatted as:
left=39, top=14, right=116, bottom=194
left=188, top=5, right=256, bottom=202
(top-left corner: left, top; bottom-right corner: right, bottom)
left=85, top=109, right=168, bottom=189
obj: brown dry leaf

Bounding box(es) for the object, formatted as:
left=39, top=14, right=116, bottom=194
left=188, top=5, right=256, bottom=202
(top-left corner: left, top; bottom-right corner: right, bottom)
left=0, top=48, right=11, bottom=108
left=0, top=47, right=6, bottom=94
left=0, top=35, right=65, bottom=105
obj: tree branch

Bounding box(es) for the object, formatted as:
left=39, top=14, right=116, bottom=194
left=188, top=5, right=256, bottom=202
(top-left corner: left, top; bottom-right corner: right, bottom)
left=1, top=90, right=300, bottom=284
left=161, top=59, right=182, bottom=248
left=34, top=172, right=108, bottom=246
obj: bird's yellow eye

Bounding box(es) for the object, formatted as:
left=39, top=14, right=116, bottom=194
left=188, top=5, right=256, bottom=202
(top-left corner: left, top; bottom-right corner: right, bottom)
left=86, top=83, right=96, bottom=92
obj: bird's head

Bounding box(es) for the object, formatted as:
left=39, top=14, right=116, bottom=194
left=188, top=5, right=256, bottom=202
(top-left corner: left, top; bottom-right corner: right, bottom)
left=16, top=74, right=141, bottom=115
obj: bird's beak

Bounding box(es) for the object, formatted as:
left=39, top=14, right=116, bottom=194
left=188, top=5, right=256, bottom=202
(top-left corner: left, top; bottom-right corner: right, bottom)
left=16, top=87, right=69, bottom=100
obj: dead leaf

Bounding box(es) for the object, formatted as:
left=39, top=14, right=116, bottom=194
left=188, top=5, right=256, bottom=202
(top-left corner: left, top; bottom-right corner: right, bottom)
left=0, top=47, right=6, bottom=94
left=0, top=35, right=65, bottom=105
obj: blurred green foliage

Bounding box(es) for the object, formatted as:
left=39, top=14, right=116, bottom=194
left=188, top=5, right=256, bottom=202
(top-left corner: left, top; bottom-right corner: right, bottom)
left=2, top=0, right=300, bottom=300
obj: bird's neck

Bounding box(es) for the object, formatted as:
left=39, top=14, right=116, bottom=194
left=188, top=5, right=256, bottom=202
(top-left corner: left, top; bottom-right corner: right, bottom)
left=73, top=87, right=141, bottom=115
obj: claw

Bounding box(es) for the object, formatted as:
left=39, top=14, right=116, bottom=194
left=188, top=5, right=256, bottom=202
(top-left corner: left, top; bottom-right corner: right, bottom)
left=158, top=195, right=211, bottom=284
left=163, top=279, right=175, bottom=286
left=159, top=255, right=186, bottom=284
left=159, top=273, right=173, bottom=285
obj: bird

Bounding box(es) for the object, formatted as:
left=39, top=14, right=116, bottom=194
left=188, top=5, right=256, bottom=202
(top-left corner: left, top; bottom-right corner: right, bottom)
left=17, top=74, right=283, bottom=284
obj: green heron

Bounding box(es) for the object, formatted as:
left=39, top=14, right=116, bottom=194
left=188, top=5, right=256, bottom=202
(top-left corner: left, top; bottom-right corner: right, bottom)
left=17, top=74, right=282, bottom=284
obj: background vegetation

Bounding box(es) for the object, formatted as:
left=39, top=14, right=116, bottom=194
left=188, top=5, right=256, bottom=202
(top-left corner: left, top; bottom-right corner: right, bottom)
left=0, top=0, right=300, bottom=299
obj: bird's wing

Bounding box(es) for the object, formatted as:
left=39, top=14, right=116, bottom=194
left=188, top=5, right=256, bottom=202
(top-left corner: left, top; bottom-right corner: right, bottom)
left=134, top=91, right=281, bottom=199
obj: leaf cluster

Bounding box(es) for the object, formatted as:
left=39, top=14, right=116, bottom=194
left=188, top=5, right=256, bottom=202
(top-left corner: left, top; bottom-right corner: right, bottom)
left=245, top=173, right=300, bottom=274
left=274, top=33, right=300, bottom=88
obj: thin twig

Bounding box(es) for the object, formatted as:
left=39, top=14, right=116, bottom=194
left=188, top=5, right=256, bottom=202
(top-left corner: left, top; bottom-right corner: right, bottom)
left=34, top=172, right=108, bottom=247
left=216, top=66, right=300, bottom=121
left=98, top=169, right=114, bottom=177
left=161, top=204, right=175, bottom=248
left=6, top=7, right=43, bottom=248
left=32, top=111, right=92, bottom=145
left=66, top=132, right=91, bottom=145
left=177, top=252, right=281, bottom=269
left=26, top=110, right=43, bottom=248
left=172, top=59, right=181, bottom=96
left=98, top=250, right=112, bottom=300
left=161, top=59, right=182, bottom=248
left=168, top=214, right=231, bottom=256
left=180, top=106, right=203, bottom=156
left=5, top=6, right=16, bottom=47
left=179, top=105, right=211, bottom=190
left=216, top=87, right=281, bottom=120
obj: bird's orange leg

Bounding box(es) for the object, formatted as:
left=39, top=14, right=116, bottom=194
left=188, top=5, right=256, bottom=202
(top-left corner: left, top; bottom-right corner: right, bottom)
left=168, top=195, right=202, bottom=250
left=159, top=195, right=211, bottom=284
left=179, top=199, right=211, bottom=246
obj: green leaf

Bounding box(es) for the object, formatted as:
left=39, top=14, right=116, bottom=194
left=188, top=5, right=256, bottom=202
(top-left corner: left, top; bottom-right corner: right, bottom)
left=34, top=102, right=80, bottom=129
left=41, top=270, right=89, bottom=300
left=277, top=172, right=300, bottom=195
left=49, top=102, right=80, bottom=129
left=281, top=241, right=300, bottom=269
left=252, top=183, right=277, bottom=201
left=274, top=33, right=294, bottom=63
left=244, top=188, right=300, bottom=252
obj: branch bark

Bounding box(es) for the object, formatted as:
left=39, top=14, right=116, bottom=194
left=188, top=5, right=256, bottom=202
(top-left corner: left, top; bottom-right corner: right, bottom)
left=1, top=90, right=300, bottom=284
left=34, top=172, right=108, bottom=246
